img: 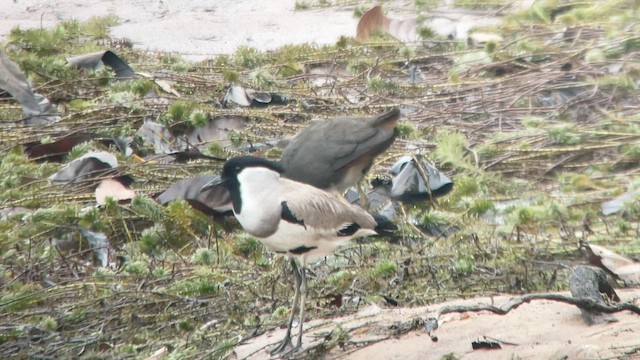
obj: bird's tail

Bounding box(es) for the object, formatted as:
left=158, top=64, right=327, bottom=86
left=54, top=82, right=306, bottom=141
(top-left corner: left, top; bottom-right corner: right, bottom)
left=370, top=107, right=401, bottom=128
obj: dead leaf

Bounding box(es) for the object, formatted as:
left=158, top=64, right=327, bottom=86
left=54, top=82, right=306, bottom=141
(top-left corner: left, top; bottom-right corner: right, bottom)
left=138, top=71, right=181, bottom=97
left=390, top=155, right=454, bottom=202
left=67, top=50, right=135, bottom=79
left=25, top=132, right=97, bottom=162
left=355, top=6, right=423, bottom=43
left=468, top=32, right=504, bottom=47
left=78, top=225, right=112, bottom=268
left=0, top=49, right=59, bottom=124
left=615, top=263, right=640, bottom=286
left=96, top=179, right=136, bottom=205
left=49, top=151, right=118, bottom=185
left=136, top=121, right=177, bottom=155
left=154, top=78, right=181, bottom=97
left=356, top=6, right=391, bottom=42
left=156, top=174, right=232, bottom=217
left=145, top=347, right=168, bottom=360
left=601, top=188, right=640, bottom=216
left=0, top=207, right=33, bottom=219
left=582, top=242, right=638, bottom=282
left=185, top=116, right=249, bottom=149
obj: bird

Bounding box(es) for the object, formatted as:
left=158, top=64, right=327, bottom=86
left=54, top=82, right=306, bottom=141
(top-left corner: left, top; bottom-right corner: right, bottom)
left=210, top=156, right=394, bottom=354
left=281, top=108, right=400, bottom=197
left=197, top=108, right=400, bottom=214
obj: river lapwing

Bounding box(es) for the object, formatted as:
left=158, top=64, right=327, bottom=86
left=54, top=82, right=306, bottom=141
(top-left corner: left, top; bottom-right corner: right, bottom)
left=211, top=156, right=393, bottom=354
left=281, top=108, right=400, bottom=197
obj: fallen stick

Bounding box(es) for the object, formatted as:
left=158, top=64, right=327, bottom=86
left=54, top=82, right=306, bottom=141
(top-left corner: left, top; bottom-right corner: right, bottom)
left=424, top=291, right=640, bottom=342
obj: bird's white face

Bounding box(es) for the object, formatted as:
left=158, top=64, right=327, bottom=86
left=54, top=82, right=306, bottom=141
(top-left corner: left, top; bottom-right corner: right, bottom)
left=232, top=166, right=283, bottom=237
left=236, top=166, right=281, bottom=195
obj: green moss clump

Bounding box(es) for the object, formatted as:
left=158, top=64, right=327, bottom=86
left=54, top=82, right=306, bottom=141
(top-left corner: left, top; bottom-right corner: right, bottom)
left=233, top=46, right=267, bottom=69
left=192, top=248, right=215, bottom=265
left=130, top=78, right=154, bottom=97
left=371, top=261, right=397, bottom=279
left=395, top=122, right=415, bottom=139
left=233, top=234, right=264, bottom=262
left=547, top=124, right=580, bottom=145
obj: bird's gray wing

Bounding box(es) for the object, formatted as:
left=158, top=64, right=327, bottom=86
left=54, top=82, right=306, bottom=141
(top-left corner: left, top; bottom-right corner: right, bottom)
left=279, top=180, right=377, bottom=232
left=321, top=112, right=398, bottom=171
left=330, top=126, right=395, bottom=171
left=281, top=110, right=399, bottom=187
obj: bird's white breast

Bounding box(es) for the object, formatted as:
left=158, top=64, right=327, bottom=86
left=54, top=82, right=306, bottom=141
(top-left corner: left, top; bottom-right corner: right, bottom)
left=234, top=167, right=283, bottom=237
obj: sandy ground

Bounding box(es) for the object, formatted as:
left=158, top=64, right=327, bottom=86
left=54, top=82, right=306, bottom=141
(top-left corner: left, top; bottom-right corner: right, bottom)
left=1, top=0, right=520, bottom=61
left=1, top=0, right=357, bottom=61
left=235, top=290, right=640, bottom=360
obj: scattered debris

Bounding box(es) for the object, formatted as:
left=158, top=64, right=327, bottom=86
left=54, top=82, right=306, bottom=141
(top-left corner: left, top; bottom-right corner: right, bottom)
left=0, top=49, right=59, bottom=124
left=389, top=155, right=454, bottom=203
left=78, top=225, right=113, bottom=268
left=95, top=178, right=136, bottom=205
left=581, top=241, right=640, bottom=285
left=66, top=50, right=135, bottom=79
left=156, top=174, right=233, bottom=217
left=48, top=151, right=118, bottom=185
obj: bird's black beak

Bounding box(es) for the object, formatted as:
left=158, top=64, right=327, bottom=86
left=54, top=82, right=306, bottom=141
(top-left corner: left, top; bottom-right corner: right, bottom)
left=200, top=175, right=226, bottom=193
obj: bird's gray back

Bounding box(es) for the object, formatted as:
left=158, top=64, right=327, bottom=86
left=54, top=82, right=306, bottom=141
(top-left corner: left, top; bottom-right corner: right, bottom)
left=281, top=115, right=396, bottom=190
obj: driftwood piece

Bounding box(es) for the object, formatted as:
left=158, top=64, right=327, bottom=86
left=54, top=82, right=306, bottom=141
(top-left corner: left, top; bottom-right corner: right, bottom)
left=424, top=291, right=640, bottom=342
left=569, top=265, right=619, bottom=325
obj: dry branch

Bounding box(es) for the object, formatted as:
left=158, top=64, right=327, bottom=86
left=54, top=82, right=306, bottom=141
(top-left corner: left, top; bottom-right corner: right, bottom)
left=424, top=292, right=640, bottom=341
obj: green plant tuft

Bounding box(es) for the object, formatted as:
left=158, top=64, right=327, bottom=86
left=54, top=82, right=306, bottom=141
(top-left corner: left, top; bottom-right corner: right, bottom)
left=371, top=261, right=397, bottom=279
left=192, top=248, right=215, bottom=265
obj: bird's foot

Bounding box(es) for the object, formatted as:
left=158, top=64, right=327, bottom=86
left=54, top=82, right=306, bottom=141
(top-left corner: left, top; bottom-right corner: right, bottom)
left=269, top=335, right=298, bottom=356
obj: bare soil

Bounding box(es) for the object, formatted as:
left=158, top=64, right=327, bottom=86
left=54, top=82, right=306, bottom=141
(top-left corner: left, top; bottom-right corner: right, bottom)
left=235, top=290, right=640, bottom=360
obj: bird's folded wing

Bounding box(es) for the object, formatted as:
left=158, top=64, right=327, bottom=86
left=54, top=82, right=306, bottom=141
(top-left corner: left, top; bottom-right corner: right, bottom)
left=280, top=181, right=377, bottom=231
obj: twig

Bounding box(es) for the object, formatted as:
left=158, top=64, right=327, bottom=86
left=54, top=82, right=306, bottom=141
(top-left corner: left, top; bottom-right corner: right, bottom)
left=424, top=293, right=640, bottom=341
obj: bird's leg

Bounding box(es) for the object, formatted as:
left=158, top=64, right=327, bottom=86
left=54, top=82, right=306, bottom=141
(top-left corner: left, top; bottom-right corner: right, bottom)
left=270, top=259, right=302, bottom=355
left=357, top=181, right=370, bottom=210
left=295, top=266, right=307, bottom=349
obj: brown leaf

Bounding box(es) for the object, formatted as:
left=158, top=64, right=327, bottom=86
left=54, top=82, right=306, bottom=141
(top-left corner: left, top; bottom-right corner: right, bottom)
left=356, top=6, right=391, bottom=42
left=356, top=6, right=418, bottom=43
left=582, top=242, right=637, bottom=281
left=25, top=132, right=97, bottom=162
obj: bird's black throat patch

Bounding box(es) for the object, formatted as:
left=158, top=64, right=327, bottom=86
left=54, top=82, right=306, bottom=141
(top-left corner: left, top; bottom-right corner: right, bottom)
left=226, top=177, right=243, bottom=214
left=289, top=245, right=317, bottom=255
left=337, top=223, right=360, bottom=236
left=281, top=201, right=306, bottom=229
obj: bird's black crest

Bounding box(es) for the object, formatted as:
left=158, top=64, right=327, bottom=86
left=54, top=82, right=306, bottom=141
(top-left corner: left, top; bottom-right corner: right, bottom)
left=220, top=156, right=284, bottom=214
left=281, top=201, right=306, bottom=229
left=289, top=245, right=318, bottom=255
left=337, top=223, right=361, bottom=236
left=221, top=156, right=284, bottom=179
